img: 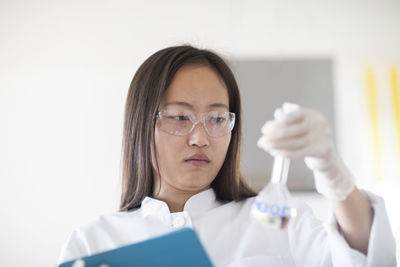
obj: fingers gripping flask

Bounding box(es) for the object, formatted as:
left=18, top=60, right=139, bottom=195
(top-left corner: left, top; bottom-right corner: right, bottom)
left=251, top=156, right=297, bottom=229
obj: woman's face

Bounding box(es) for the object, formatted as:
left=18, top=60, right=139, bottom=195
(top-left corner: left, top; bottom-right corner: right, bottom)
left=153, top=65, right=232, bottom=196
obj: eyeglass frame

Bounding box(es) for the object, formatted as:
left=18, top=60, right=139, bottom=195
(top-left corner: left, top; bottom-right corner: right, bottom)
left=155, top=109, right=236, bottom=137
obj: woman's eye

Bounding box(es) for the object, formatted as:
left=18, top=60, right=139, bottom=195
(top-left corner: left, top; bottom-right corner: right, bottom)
left=211, top=117, right=226, bottom=123
left=169, top=115, right=189, bottom=121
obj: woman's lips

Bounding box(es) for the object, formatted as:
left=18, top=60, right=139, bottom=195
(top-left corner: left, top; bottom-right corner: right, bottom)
left=185, top=159, right=210, bottom=167
left=185, top=153, right=210, bottom=167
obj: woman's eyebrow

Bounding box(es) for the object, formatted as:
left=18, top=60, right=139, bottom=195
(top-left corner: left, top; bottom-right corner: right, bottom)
left=164, top=101, right=192, bottom=108
left=208, top=103, right=229, bottom=110
left=164, top=101, right=229, bottom=110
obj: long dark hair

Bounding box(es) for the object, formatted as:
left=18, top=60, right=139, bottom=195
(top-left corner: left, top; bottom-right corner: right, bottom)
left=120, top=45, right=256, bottom=211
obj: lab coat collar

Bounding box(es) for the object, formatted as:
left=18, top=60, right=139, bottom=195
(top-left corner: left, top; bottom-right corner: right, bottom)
left=183, top=188, right=221, bottom=218
left=141, top=195, right=171, bottom=218
left=141, top=188, right=221, bottom=219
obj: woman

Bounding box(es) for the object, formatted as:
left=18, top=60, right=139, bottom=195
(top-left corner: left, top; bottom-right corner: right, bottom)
left=58, top=45, right=396, bottom=266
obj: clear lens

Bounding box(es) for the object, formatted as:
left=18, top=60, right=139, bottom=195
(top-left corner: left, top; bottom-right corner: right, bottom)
left=157, top=110, right=235, bottom=137
left=205, top=111, right=231, bottom=137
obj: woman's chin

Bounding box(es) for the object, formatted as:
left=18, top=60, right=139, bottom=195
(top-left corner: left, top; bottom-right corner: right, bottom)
left=177, top=180, right=212, bottom=192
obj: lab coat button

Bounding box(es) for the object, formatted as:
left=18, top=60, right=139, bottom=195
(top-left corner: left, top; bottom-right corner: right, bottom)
left=172, top=216, right=185, bottom=227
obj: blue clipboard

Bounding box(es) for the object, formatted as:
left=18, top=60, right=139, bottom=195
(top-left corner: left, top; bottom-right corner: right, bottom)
left=58, top=228, right=214, bottom=267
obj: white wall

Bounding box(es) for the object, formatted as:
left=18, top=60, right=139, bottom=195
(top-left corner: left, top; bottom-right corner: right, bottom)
left=1, top=1, right=399, bottom=266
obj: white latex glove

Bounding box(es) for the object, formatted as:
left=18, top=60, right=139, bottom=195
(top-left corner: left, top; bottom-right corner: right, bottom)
left=257, top=102, right=355, bottom=201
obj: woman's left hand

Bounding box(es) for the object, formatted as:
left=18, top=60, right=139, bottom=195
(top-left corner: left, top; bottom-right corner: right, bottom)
left=257, top=103, right=354, bottom=201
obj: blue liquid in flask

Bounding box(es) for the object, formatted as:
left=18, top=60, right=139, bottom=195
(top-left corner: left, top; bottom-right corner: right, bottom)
left=251, top=156, right=297, bottom=229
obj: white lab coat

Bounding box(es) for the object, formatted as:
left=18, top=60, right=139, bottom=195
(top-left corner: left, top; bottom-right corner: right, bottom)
left=57, top=189, right=396, bottom=266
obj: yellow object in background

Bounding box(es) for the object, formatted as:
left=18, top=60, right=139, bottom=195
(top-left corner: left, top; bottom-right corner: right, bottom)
left=390, top=67, right=400, bottom=162
left=365, top=67, right=382, bottom=181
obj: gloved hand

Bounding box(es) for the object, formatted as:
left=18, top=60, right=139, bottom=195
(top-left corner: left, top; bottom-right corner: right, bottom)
left=257, top=102, right=355, bottom=201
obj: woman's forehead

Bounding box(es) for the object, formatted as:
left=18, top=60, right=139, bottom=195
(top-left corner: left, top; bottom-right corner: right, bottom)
left=161, top=65, right=229, bottom=109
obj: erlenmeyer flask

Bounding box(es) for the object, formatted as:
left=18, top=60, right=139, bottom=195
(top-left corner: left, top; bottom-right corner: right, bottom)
left=251, top=156, right=297, bottom=229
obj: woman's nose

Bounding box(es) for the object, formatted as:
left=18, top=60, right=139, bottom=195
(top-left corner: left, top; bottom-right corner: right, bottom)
left=187, top=122, right=210, bottom=148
